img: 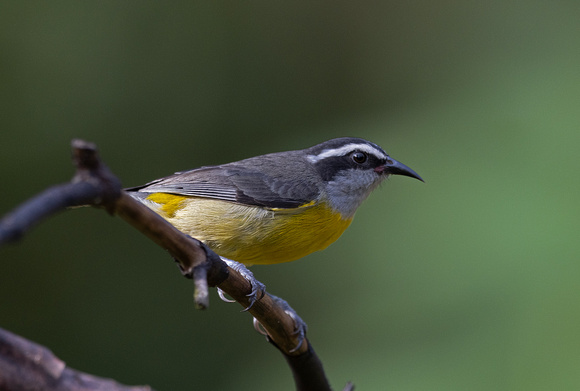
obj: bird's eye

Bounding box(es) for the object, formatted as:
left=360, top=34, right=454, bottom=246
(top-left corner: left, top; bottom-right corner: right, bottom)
left=351, top=151, right=367, bottom=164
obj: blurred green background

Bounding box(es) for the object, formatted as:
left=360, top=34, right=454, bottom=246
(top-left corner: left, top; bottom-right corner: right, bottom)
left=1, top=1, right=579, bottom=390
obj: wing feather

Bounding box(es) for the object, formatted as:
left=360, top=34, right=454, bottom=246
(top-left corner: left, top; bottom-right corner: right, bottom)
left=126, top=164, right=320, bottom=209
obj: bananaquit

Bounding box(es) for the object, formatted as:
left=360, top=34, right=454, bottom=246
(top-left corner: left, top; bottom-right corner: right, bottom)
left=127, top=137, right=423, bottom=266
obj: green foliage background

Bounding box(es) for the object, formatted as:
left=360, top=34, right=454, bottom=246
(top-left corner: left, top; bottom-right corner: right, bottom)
left=1, top=2, right=579, bottom=390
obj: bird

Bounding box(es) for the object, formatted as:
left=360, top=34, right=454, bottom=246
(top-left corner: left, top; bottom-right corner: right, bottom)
left=126, top=137, right=423, bottom=267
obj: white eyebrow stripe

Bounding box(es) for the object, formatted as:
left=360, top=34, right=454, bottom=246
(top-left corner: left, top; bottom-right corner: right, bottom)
left=306, top=143, right=387, bottom=163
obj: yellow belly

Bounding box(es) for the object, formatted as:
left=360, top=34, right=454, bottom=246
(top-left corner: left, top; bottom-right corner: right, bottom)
left=144, top=193, right=353, bottom=265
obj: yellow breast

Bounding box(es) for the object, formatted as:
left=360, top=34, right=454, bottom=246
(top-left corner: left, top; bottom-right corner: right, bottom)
left=144, top=193, right=353, bottom=265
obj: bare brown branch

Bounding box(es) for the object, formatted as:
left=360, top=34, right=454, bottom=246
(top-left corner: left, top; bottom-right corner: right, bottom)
left=0, top=327, right=152, bottom=391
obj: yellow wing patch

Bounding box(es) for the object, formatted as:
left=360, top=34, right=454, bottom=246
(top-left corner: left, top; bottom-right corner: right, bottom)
left=145, top=193, right=189, bottom=218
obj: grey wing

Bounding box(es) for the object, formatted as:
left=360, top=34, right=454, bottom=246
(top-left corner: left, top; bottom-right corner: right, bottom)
left=126, top=165, right=320, bottom=209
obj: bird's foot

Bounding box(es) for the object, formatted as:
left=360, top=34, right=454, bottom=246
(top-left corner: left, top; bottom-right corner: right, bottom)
left=254, top=294, right=307, bottom=353
left=217, top=257, right=266, bottom=310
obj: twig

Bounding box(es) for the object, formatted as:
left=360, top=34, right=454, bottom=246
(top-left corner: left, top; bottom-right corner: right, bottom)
left=0, top=327, right=152, bottom=391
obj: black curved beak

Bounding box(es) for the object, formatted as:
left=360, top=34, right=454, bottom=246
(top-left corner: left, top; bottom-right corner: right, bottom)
left=384, top=158, right=424, bottom=182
